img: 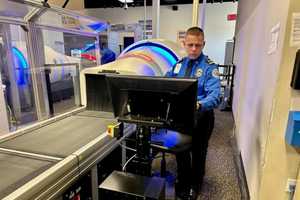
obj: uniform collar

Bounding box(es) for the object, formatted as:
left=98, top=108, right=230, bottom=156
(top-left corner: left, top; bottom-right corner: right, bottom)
left=186, top=53, right=205, bottom=64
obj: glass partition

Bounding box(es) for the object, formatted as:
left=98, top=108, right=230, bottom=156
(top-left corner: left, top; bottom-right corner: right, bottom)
left=43, top=63, right=81, bottom=116
left=40, top=29, right=97, bottom=116
left=0, top=24, right=37, bottom=131
left=42, top=29, right=98, bottom=68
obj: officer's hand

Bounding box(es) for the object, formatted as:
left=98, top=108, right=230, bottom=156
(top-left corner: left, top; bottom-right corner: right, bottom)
left=197, top=102, right=202, bottom=110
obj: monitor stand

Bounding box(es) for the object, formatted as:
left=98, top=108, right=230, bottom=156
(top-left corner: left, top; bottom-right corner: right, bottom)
left=118, top=114, right=168, bottom=176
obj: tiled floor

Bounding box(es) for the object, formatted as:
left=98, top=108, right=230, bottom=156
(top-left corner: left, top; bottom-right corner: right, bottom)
left=152, top=110, right=242, bottom=200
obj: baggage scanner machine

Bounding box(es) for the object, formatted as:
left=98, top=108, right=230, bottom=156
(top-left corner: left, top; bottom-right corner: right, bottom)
left=0, top=39, right=184, bottom=200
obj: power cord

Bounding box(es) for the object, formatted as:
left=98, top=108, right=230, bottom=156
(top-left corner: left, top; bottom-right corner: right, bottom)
left=119, top=143, right=136, bottom=152
left=122, top=154, right=136, bottom=172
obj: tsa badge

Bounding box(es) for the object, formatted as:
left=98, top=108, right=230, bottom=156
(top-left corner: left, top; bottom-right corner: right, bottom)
left=212, top=69, right=220, bottom=78
left=195, top=68, right=203, bottom=78
left=173, top=63, right=181, bottom=74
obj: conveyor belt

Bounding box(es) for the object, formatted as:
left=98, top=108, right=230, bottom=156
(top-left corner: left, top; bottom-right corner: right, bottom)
left=0, top=152, right=56, bottom=199
left=0, top=110, right=131, bottom=200
left=0, top=112, right=117, bottom=158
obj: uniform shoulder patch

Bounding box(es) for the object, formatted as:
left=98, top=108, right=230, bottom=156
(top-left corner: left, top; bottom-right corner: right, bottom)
left=212, top=68, right=220, bottom=78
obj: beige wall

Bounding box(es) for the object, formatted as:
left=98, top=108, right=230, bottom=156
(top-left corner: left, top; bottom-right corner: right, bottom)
left=234, top=0, right=300, bottom=199
left=48, top=0, right=84, bottom=10
left=259, top=0, right=300, bottom=199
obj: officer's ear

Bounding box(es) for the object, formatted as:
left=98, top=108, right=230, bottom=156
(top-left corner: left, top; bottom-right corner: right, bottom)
left=203, top=41, right=206, bottom=47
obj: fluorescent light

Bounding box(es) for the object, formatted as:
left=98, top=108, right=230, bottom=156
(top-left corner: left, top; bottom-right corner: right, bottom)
left=118, top=0, right=134, bottom=3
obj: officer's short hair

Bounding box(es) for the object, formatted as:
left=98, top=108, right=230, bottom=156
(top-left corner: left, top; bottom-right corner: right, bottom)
left=186, top=27, right=204, bottom=38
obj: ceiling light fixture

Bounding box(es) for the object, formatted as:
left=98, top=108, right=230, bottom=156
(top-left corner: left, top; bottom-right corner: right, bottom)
left=118, top=0, right=134, bottom=3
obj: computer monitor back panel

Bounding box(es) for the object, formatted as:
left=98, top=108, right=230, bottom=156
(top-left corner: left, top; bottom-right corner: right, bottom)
left=106, top=75, right=198, bottom=132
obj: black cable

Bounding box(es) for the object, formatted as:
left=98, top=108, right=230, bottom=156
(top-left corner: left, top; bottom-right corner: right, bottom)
left=62, top=0, right=70, bottom=8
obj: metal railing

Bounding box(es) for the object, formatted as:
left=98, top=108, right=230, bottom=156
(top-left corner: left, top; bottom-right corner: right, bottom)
left=218, top=64, right=235, bottom=111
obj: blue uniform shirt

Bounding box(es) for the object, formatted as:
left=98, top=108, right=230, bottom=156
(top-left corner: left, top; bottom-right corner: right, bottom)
left=166, top=53, right=221, bottom=111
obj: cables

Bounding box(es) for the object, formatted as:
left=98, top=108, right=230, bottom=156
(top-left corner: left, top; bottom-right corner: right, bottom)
left=122, top=154, right=136, bottom=172
left=120, top=140, right=137, bottom=172
left=119, top=143, right=137, bottom=152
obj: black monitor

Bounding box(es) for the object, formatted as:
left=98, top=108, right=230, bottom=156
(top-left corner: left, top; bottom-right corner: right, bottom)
left=105, top=74, right=198, bottom=132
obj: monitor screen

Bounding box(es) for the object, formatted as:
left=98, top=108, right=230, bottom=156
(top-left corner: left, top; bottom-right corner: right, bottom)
left=105, top=74, right=198, bottom=132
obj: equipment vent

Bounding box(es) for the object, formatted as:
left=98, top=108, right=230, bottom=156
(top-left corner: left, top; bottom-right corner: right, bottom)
left=291, top=13, right=300, bottom=47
